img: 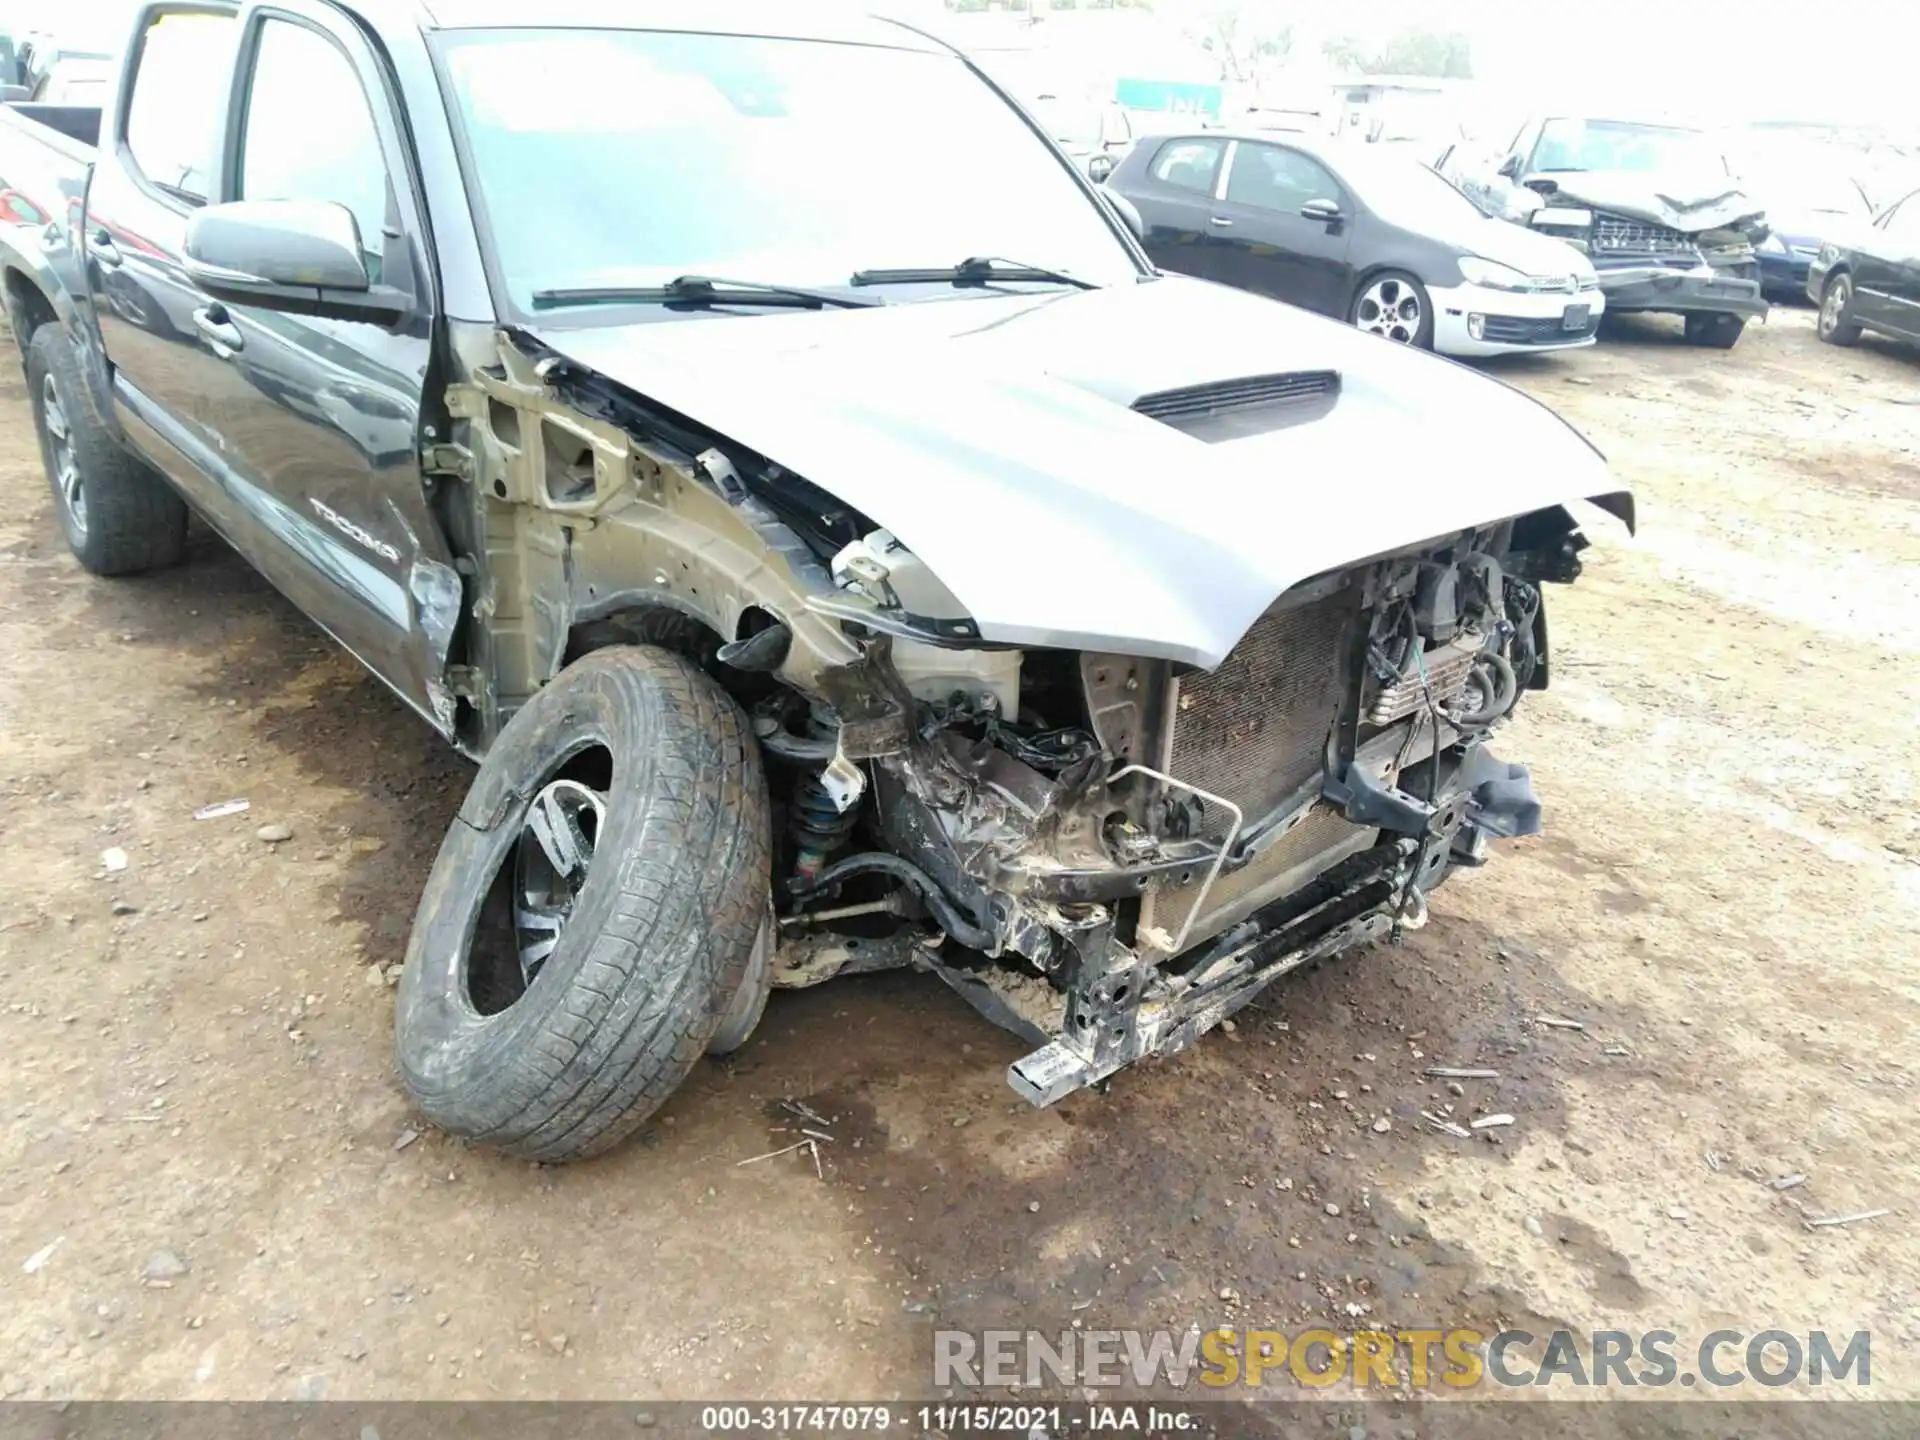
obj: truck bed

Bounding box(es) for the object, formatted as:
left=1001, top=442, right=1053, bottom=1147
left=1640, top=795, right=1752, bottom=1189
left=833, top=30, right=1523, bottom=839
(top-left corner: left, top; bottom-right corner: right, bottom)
left=1, top=100, right=99, bottom=156
left=0, top=102, right=98, bottom=326
left=7, top=102, right=102, bottom=149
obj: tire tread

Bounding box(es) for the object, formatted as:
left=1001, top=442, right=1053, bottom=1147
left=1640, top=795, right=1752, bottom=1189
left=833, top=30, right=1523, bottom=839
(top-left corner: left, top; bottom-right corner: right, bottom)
left=396, top=647, right=770, bottom=1162
left=27, top=326, right=188, bottom=576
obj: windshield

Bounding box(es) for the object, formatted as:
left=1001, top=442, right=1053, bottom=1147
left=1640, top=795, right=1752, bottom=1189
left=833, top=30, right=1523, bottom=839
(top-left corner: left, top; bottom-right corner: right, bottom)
left=1336, top=146, right=1486, bottom=231
left=1032, top=95, right=1100, bottom=149
left=437, top=28, right=1141, bottom=320
left=1754, top=168, right=1867, bottom=217
left=1530, top=119, right=1725, bottom=175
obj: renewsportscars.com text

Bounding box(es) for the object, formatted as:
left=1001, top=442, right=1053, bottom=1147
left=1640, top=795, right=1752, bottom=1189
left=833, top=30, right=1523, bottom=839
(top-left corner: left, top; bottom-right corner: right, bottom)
left=934, top=1327, right=1872, bottom=1390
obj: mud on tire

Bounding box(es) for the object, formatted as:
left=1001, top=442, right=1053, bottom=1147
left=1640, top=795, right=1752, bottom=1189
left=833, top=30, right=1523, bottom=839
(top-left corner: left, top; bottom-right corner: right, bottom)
left=396, top=646, right=771, bottom=1162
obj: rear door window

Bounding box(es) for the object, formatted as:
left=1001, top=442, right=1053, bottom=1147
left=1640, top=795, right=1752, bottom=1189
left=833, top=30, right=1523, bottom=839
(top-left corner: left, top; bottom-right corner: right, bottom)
left=1149, top=138, right=1226, bottom=197
left=122, top=11, right=238, bottom=205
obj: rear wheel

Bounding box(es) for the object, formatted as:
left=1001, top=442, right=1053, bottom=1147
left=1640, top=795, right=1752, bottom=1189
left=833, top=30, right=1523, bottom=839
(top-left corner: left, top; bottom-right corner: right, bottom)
left=1817, top=273, right=1863, bottom=346
left=395, top=646, right=772, bottom=1162
left=1683, top=312, right=1745, bottom=349
left=26, top=326, right=187, bottom=574
left=1350, top=271, right=1433, bottom=348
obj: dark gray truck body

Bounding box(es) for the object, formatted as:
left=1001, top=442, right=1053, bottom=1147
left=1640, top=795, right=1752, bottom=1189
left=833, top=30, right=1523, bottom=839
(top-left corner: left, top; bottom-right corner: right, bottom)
left=0, top=0, right=465, bottom=732
left=1, top=0, right=1631, bottom=1120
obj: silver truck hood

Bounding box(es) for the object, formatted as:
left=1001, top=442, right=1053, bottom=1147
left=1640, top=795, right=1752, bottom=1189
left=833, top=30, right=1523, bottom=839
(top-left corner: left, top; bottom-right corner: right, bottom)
left=1533, top=171, right=1766, bottom=232
left=532, top=275, right=1629, bottom=668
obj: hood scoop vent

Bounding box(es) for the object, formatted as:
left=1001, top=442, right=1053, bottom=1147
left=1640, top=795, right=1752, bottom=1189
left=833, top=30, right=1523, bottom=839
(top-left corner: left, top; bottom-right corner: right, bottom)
left=1132, top=370, right=1340, bottom=442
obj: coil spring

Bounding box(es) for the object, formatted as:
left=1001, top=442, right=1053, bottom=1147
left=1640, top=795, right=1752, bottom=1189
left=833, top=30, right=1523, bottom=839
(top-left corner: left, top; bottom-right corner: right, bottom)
left=791, top=771, right=859, bottom=883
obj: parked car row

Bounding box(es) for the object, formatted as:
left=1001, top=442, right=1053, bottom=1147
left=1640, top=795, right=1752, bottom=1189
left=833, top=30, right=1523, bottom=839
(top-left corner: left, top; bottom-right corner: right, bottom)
left=1104, top=128, right=1606, bottom=359
left=1743, top=168, right=1874, bottom=301
left=1437, top=116, right=1772, bottom=349
left=1, top=27, right=114, bottom=107
left=1101, top=105, right=1920, bottom=366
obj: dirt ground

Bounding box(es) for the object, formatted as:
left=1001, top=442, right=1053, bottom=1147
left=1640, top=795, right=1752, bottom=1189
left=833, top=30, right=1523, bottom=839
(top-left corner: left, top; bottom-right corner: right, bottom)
left=1, top=305, right=1916, bottom=1413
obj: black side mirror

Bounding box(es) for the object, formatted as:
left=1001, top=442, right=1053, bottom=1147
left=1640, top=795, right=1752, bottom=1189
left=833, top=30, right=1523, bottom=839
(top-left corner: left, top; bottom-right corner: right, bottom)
left=185, top=199, right=408, bottom=325
left=1088, top=153, right=1114, bottom=184
left=1300, top=197, right=1343, bottom=223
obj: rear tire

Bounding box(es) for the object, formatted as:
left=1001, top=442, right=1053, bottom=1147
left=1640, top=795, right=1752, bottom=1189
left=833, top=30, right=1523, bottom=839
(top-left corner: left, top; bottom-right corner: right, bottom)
left=395, top=646, right=772, bottom=1162
left=1683, top=312, right=1745, bottom=349
left=26, top=325, right=187, bottom=575
left=1817, top=273, right=1863, bottom=346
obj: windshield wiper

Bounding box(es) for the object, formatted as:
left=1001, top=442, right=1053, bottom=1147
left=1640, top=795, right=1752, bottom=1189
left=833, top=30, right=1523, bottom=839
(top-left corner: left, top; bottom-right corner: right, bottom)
left=529, top=275, right=880, bottom=311
left=849, top=256, right=1098, bottom=290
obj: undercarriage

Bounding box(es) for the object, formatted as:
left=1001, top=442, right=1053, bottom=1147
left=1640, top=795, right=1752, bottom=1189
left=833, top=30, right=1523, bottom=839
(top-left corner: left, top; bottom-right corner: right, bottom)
left=752, top=516, right=1581, bottom=1105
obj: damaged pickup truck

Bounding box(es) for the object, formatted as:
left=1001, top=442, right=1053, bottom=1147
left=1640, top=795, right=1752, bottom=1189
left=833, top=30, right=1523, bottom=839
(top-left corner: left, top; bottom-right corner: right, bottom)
left=1483, top=116, right=1771, bottom=349
left=1, top=0, right=1632, bottom=1161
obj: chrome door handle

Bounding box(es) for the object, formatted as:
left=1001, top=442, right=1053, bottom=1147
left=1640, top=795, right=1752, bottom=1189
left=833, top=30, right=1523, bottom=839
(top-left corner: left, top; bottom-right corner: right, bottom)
left=1208, top=215, right=1234, bottom=228
left=193, top=305, right=245, bottom=355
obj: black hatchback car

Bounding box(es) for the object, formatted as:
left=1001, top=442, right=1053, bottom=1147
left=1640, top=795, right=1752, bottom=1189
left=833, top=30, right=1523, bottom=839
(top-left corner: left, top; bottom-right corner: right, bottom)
left=1809, top=188, right=1920, bottom=349
left=1106, top=129, right=1604, bottom=357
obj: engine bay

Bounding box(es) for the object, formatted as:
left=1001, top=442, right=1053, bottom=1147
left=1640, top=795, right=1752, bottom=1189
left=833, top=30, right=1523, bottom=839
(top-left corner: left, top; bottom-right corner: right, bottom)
left=743, top=508, right=1593, bottom=1101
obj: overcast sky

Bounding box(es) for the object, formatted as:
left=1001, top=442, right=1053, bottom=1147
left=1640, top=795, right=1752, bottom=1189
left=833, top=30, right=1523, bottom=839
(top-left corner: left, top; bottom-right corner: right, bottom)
left=1468, top=0, right=1915, bottom=127
left=11, top=0, right=1915, bottom=131
left=915, top=0, right=1917, bottom=131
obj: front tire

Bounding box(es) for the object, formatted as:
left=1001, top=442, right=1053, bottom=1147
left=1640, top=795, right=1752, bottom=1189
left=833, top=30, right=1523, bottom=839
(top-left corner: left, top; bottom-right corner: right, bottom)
left=1817, top=273, right=1863, bottom=346
left=396, top=646, right=772, bottom=1162
left=1683, top=312, right=1745, bottom=349
left=1350, top=271, right=1434, bottom=348
left=26, top=325, right=187, bottom=575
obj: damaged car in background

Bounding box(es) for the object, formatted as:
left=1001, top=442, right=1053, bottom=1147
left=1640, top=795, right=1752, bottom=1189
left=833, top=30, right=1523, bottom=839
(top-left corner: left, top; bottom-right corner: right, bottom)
left=1470, top=116, right=1771, bottom=349
left=1, top=0, right=1630, bottom=1162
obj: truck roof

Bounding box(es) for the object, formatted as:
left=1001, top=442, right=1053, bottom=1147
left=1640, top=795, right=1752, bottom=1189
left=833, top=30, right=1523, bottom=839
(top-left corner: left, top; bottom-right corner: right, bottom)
left=411, top=0, right=944, bottom=51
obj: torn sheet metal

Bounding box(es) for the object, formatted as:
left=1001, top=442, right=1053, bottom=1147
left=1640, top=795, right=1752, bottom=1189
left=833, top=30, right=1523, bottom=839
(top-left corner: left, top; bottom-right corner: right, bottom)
left=408, top=558, right=466, bottom=731
left=1532, top=172, right=1766, bottom=234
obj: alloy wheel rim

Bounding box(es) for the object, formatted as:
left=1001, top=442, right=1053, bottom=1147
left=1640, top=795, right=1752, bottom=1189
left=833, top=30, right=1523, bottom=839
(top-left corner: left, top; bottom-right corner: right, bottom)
left=1356, top=278, right=1422, bottom=343
left=1822, top=280, right=1848, bottom=333
left=511, top=777, right=609, bottom=987
left=42, top=374, right=86, bottom=537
